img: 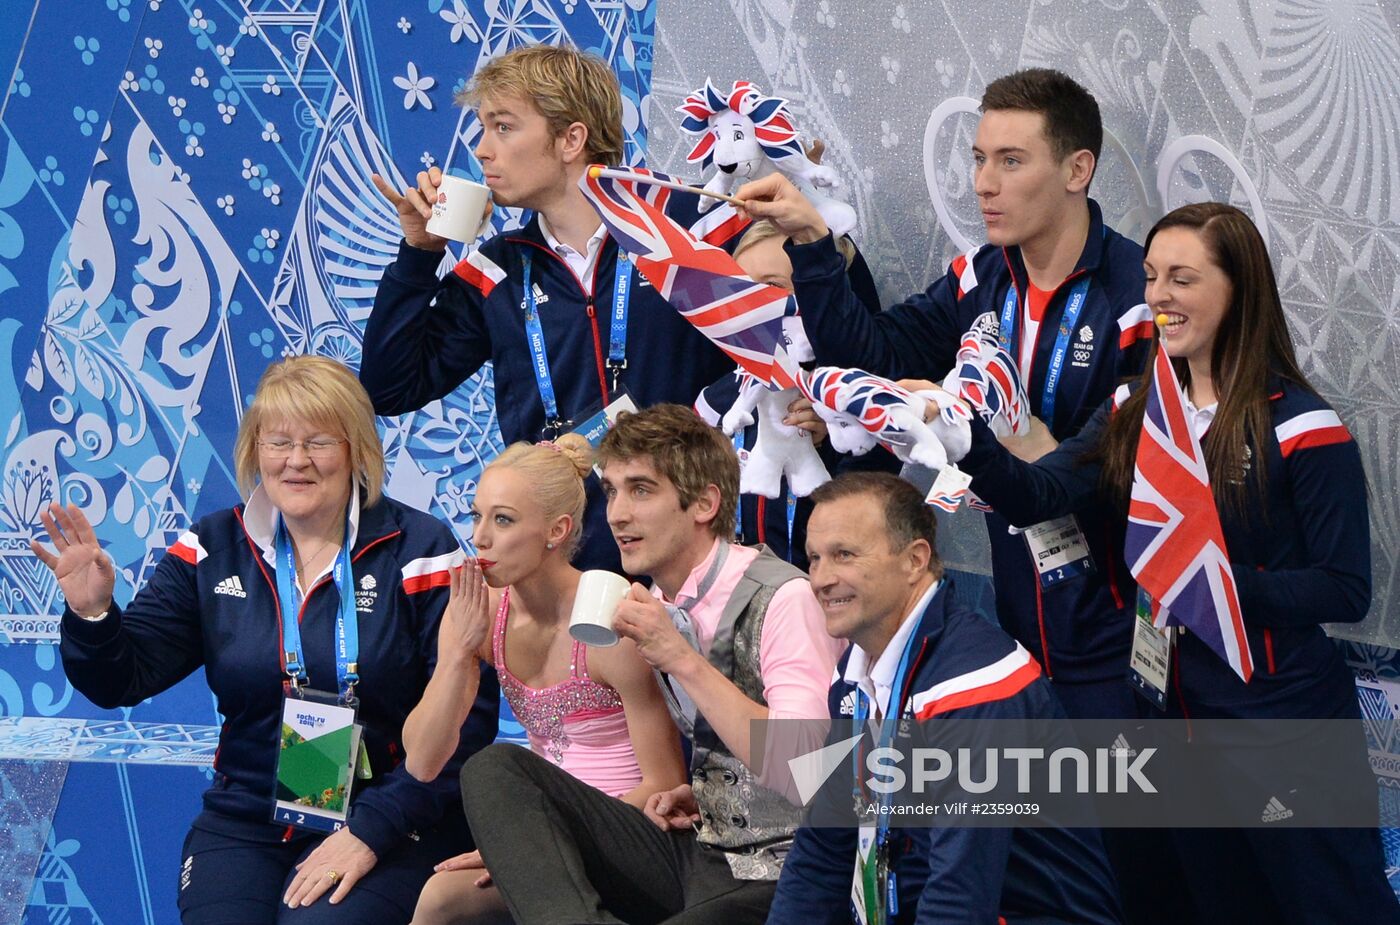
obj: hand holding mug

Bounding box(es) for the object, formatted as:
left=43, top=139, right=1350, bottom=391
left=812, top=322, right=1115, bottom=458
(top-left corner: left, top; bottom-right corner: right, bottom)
left=568, top=570, right=631, bottom=647
left=371, top=165, right=449, bottom=252
left=613, top=584, right=694, bottom=674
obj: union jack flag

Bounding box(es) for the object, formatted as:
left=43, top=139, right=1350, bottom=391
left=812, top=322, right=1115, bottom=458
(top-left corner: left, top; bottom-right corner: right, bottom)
left=928, top=489, right=966, bottom=513
left=579, top=166, right=799, bottom=389
left=1125, top=347, right=1252, bottom=682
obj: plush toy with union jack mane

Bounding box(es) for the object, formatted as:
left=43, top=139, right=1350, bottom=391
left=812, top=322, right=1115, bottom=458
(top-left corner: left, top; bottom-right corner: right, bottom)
left=717, top=309, right=832, bottom=499
left=801, top=367, right=957, bottom=470
left=941, top=311, right=1031, bottom=440
left=677, top=78, right=857, bottom=236
left=720, top=375, right=832, bottom=499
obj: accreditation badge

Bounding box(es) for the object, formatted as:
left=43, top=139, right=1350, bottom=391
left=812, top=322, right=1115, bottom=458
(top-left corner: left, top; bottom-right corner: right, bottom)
left=1023, top=514, right=1095, bottom=588
left=570, top=390, right=638, bottom=476
left=273, top=689, right=362, bottom=834
left=1128, top=589, right=1173, bottom=710
left=851, top=821, right=886, bottom=925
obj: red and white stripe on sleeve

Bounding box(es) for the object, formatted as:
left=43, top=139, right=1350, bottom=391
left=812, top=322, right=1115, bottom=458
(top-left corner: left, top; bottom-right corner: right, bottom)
left=401, top=550, right=466, bottom=594
left=1117, top=302, right=1155, bottom=349
left=452, top=250, right=507, bottom=298
left=168, top=530, right=208, bottom=565
left=1275, top=409, right=1351, bottom=457
left=950, top=246, right=983, bottom=299
left=909, top=643, right=1041, bottom=721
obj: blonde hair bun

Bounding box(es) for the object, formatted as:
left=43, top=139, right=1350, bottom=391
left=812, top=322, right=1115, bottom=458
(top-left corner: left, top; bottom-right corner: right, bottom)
left=553, top=432, right=596, bottom=481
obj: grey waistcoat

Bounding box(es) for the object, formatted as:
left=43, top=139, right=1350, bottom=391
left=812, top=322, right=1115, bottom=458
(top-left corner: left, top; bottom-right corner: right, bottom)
left=662, top=544, right=809, bottom=881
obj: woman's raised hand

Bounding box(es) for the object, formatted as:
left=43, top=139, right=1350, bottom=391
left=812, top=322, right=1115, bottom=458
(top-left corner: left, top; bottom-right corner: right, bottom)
left=439, top=559, right=491, bottom=669
left=30, top=503, right=115, bottom=618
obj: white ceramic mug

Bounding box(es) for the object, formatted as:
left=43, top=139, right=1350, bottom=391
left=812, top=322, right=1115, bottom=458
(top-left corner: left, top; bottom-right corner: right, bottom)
left=424, top=174, right=492, bottom=242
left=568, top=570, right=632, bottom=647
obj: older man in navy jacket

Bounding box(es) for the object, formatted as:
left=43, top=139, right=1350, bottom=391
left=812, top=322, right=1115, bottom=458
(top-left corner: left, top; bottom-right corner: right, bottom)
left=768, top=473, right=1121, bottom=925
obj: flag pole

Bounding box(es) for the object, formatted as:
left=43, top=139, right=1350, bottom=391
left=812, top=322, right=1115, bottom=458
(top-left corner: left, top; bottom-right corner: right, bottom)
left=587, top=166, right=745, bottom=206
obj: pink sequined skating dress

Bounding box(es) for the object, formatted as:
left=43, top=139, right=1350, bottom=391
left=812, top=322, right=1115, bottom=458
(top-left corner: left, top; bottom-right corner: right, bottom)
left=492, top=589, right=643, bottom=798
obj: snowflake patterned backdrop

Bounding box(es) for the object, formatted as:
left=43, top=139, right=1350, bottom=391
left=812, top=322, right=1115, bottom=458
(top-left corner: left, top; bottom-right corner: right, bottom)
left=5, top=0, right=1400, bottom=918
left=0, top=1, right=654, bottom=921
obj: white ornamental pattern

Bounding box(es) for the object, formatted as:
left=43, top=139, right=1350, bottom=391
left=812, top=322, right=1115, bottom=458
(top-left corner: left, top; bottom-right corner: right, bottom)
left=651, top=0, right=1400, bottom=647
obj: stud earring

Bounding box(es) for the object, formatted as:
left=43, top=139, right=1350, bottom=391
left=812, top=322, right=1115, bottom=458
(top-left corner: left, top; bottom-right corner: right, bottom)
left=546, top=542, right=556, bottom=550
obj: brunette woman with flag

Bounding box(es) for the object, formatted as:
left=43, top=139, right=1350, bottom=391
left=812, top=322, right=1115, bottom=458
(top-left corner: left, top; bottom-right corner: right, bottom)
left=907, top=202, right=1398, bottom=923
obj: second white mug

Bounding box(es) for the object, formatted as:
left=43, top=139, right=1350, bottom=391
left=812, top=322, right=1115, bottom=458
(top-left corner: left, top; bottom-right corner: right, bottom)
left=568, top=570, right=632, bottom=647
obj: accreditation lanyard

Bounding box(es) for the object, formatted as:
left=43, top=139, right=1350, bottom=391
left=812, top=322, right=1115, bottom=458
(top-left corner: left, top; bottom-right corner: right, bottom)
left=997, top=274, right=1091, bottom=432
left=607, top=254, right=633, bottom=392
left=730, top=431, right=799, bottom=563
left=851, top=626, right=922, bottom=832
left=732, top=432, right=746, bottom=540
left=849, top=628, right=921, bottom=924
left=276, top=510, right=358, bottom=704
left=522, top=250, right=633, bottom=432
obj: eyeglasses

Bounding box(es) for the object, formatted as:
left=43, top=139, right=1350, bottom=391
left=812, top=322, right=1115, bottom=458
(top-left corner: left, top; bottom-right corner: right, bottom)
left=257, top=438, right=347, bottom=459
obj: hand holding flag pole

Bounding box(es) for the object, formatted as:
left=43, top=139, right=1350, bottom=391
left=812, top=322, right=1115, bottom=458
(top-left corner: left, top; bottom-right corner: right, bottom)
left=580, top=164, right=799, bottom=389
left=587, top=166, right=745, bottom=207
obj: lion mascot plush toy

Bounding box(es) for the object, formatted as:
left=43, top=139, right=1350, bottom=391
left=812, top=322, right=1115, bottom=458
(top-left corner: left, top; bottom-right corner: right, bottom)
left=677, top=79, right=857, bottom=237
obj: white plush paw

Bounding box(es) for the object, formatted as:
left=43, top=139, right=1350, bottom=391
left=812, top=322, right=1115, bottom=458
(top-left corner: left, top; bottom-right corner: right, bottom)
left=721, top=407, right=756, bottom=435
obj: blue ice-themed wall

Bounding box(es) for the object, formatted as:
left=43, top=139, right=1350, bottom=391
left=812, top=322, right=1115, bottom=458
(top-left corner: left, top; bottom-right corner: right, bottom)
left=0, top=1, right=655, bottom=922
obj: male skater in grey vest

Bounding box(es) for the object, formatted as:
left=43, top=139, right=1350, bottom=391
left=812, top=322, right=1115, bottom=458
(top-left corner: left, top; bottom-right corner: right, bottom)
left=460, top=404, right=838, bottom=923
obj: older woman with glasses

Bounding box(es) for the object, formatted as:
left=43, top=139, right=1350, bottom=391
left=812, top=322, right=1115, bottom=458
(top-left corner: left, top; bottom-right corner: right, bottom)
left=35, top=355, right=500, bottom=925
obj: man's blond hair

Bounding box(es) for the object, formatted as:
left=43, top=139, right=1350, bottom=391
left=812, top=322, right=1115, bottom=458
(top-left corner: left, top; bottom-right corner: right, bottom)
left=459, top=45, right=624, bottom=167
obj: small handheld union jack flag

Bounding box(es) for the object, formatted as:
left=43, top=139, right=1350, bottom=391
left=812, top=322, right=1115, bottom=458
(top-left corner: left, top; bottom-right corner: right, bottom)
left=1125, top=347, right=1252, bottom=682
left=579, top=166, right=800, bottom=390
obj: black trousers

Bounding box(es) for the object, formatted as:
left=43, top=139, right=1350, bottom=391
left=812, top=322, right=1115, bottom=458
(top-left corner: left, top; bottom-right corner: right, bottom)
left=460, top=744, right=776, bottom=925
left=1051, top=677, right=1195, bottom=925
left=1170, top=825, right=1399, bottom=924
